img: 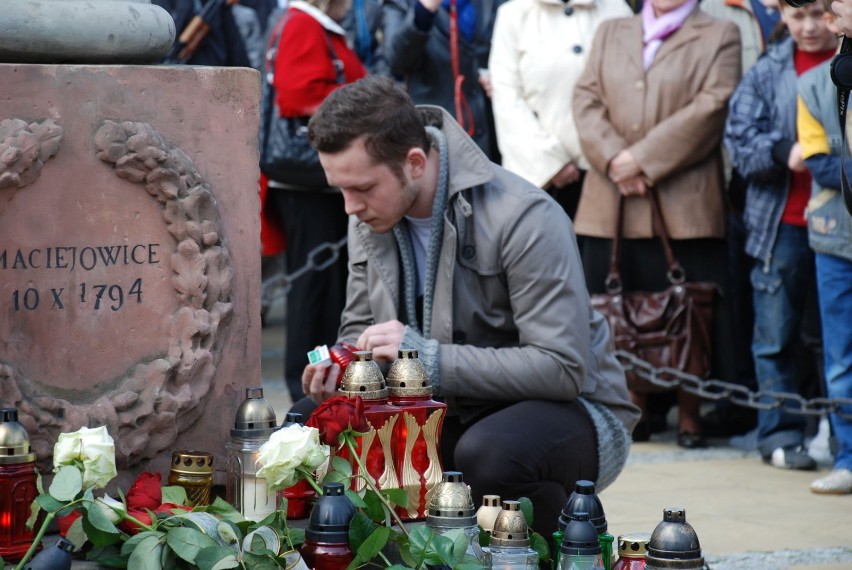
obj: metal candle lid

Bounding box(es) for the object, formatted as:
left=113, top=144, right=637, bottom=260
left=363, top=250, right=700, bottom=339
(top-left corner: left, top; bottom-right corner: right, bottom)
left=618, top=532, right=651, bottom=558
left=646, top=508, right=706, bottom=569
left=339, top=351, right=388, bottom=400
left=170, top=450, right=214, bottom=474
left=560, top=513, right=601, bottom=556
left=0, top=408, right=35, bottom=464
left=490, top=501, right=530, bottom=548
left=386, top=348, right=432, bottom=398
left=426, top=471, right=476, bottom=528
left=230, top=388, right=277, bottom=438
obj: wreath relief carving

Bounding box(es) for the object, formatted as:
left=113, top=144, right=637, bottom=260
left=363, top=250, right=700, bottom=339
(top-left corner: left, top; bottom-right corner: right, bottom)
left=0, top=119, right=234, bottom=473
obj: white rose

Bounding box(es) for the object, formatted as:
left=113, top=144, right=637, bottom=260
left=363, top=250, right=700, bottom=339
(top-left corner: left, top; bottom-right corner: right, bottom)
left=95, top=494, right=126, bottom=524
left=53, top=426, right=118, bottom=490
left=256, top=425, right=328, bottom=492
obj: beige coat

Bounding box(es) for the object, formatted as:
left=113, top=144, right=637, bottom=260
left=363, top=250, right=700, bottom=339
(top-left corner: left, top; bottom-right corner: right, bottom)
left=489, top=0, right=632, bottom=186
left=572, top=10, right=741, bottom=239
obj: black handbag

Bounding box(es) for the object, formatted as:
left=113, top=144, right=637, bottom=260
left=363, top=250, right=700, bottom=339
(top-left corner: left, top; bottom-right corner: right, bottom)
left=259, top=13, right=345, bottom=188
left=590, top=189, right=719, bottom=393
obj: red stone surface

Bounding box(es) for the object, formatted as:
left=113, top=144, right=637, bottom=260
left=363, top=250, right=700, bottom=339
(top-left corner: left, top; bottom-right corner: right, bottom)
left=0, top=64, right=261, bottom=488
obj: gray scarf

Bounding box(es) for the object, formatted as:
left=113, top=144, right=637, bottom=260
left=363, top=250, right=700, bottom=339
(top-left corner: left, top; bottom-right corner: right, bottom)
left=392, top=126, right=449, bottom=339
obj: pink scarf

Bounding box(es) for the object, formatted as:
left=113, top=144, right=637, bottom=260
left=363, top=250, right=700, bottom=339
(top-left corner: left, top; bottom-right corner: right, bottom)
left=641, top=0, right=698, bottom=70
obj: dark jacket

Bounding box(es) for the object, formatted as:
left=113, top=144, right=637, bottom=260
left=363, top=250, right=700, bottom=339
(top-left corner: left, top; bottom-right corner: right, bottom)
left=382, top=0, right=503, bottom=157
left=154, top=0, right=251, bottom=66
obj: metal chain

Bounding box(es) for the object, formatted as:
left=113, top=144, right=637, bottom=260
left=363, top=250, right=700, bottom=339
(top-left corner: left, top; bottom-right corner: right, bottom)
left=260, top=247, right=852, bottom=422
left=615, top=350, right=852, bottom=421
left=261, top=236, right=348, bottom=306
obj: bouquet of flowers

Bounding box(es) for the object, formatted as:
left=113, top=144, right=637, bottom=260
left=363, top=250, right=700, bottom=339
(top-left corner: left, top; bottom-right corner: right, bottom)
left=13, top=396, right=546, bottom=569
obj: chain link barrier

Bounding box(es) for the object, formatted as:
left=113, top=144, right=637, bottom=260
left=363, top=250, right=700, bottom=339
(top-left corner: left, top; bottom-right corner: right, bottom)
left=615, top=350, right=852, bottom=421
left=260, top=244, right=852, bottom=422
left=261, top=236, right=348, bottom=307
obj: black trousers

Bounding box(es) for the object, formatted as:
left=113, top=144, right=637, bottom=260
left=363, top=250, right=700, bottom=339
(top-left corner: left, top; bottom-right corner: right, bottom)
left=291, top=397, right=598, bottom=535
left=268, top=189, right=349, bottom=398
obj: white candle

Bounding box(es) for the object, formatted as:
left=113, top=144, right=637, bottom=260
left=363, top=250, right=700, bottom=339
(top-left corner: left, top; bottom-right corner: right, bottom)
left=241, top=474, right=277, bottom=522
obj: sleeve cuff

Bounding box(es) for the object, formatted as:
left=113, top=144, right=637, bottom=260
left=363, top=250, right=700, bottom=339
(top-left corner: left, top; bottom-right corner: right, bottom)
left=413, top=1, right=437, bottom=31
left=401, top=326, right=442, bottom=395
left=772, top=139, right=795, bottom=167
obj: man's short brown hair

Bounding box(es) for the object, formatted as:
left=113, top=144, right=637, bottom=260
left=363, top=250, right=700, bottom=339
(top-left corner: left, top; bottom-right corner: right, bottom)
left=308, top=76, right=431, bottom=178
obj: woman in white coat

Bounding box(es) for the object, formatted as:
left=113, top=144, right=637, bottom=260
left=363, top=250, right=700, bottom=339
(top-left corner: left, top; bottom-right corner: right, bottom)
left=488, top=0, right=631, bottom=218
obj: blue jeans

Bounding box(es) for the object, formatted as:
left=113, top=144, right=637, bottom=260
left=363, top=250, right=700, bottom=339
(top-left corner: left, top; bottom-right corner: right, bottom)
left=751, top=224, right=815, bottom=456
left=815, top=253, right=852, bottom=471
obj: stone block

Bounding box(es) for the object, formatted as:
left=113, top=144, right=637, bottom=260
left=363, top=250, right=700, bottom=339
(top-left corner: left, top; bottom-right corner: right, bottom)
left=0, top=64, right=261, bottom=488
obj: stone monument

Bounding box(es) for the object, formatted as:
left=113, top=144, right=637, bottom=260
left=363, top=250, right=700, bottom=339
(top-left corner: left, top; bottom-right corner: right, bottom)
left=0, top=0, right=261, bottom=487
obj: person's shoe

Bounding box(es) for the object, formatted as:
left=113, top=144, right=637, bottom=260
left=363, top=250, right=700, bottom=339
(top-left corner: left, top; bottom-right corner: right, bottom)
left=677, top=431, right=707, bottom=449
left=763, top=445, right=817, bottom=470
left=810, top=469, right=852, bottom=494
left=700, top=406, right=757, bottom=437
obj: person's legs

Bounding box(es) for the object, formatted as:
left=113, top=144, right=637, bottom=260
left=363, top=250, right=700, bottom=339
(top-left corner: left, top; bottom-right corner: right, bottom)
left=811, top=253, right=852, bottom=493
left=451, top=400, right=598, bottom=535
left=271, top=190, right=348, bottom=399
left=751, top=225, right=816, bottom=467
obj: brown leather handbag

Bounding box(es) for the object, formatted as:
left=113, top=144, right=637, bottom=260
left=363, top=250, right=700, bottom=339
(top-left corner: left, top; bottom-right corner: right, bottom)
left=590, top=189, right=718, bottom=393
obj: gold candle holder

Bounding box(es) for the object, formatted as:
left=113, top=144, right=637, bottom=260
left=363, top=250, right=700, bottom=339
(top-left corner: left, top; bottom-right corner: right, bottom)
left=168, top=450, right=214, bottom=507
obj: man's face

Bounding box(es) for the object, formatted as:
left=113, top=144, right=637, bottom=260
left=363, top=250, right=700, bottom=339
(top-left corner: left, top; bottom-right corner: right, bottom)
left=319, top=138, right=418, bottom=234
left=781, top=3, right=838, bottom=53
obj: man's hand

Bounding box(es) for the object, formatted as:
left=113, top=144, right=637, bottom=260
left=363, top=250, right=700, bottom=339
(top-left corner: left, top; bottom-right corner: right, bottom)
left=607, top=150, right=642, bottom=183
left=832, top=0, right=852, bottom=35
left=788, top=142, right=807, bottom=173
left=357, top=320, right=406, bottom=363
left=418, top=0, right=442, bottom=13
left=549, top=162, right=580, bottom=188
left=301, top=362, right=341, bottom=404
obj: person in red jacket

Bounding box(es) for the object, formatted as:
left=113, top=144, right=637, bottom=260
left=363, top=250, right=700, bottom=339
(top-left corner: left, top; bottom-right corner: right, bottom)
left=265, top=0, right=367, bottom=400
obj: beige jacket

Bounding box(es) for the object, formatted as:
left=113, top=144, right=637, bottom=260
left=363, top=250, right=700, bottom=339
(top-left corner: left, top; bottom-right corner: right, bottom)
left=572, top=10, right=741, bottom=239
left=489, top=0, right=631, bottom=187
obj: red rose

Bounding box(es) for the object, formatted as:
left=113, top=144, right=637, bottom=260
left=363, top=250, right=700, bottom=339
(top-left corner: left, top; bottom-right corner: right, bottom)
left=125, top=472, right=162, bottom=511
left=155, top=503, right=190, bottom=515
left=121, top=509, right=153, bottom=535
left=306, top=395, right=370, bottom=446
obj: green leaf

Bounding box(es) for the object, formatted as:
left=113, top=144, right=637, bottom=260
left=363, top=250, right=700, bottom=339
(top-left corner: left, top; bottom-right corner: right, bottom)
left=323, top=470, right=350, bottom=485
left=380, top=488, right=409, bottom=508
left=50, top=465, right=83, bottom=501
left=202, top=497, right=244, bottom=523
left=518, top=497, right=534, bottom=527
left=344, top=489, right=367, bottom=509
left=81, top=514, right=121, bottom=547
left=127, top=534, right=165, bottom=570
left=441, top=527, right=469, bottom=561
left=530, top=531, right=551, bottom=563
left=216, top=520, right=241, bottom=545
left=356, top=526, right=390, bottom=563
left=83, top=499, right=121, bottom=535
left=86, top=544, right=129, bottom=568
left=162, top=485, right=189, bottom=506
left=408, top=525, right=442, bottom=566
left=478, top=526, right=490, bottom=547
left=160, top=544, right=178, bottom=569
left=432, top=534, right=456, bottom=566
left=121, top=531, right=166, bottom=556
left=35, top=494, right=67, bottom=513
left=454, top=560, right=488, bottom=570
left=195, top=546, right=240, bottom=570
left=167, top=526, right=220, bottom=564
left=348, top=511, right=378, bottom=553
left=26, top=497, right=41, bottom=530
left=288, top=526, right=305, bottom=546
left=66, top=516, right=88, bottom=550
left=384, top=566, right=412, bottom=570
left=362, top=489, right=386, bottom=522
left=331, top=455, right=354, bottom=477
left=175, top=512, right=230, bottom=546
left=241, top=550, right=283, bottom=570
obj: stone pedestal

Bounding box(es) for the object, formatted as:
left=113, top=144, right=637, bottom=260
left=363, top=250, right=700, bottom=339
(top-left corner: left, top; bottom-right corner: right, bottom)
left=0, top=64, right=261, bottom=488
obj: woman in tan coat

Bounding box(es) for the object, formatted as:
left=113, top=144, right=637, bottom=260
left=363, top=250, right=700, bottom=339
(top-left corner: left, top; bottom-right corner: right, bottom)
left=572, top=0, right=740, bottom=447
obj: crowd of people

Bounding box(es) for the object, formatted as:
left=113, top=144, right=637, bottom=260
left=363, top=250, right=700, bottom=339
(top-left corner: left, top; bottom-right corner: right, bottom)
left=155, top=0, right=852, bottom=507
